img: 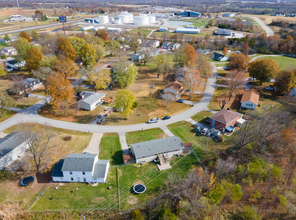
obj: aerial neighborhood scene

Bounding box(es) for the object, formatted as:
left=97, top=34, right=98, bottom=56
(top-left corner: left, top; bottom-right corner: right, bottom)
left=1, top=0, right=296, bottom=219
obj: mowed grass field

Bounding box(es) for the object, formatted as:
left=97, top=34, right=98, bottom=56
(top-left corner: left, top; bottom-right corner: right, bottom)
left=126, top=128, right=167, bottom=145
left=30, top=168, right=118, bottom=211
left=256, top=56, right=296, bottom=70
left=99, top=133, right=123, bottom=165
left=191, top=111, right=214, bottom=124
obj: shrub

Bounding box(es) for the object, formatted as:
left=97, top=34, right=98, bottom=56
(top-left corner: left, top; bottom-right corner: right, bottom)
left=132, top=101, right=138, bottom=109
left=0, top=55, right=6, bottom=59
left=64, top=136, right=72, bottom=141
left=208, top=183, right=225, bottom=204
left=130, top=209, right=143, bottom=220
left=251, top=190, right=262, bottom=201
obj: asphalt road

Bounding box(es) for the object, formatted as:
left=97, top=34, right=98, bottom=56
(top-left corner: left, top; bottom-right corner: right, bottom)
left=252, top=16, right=274, bottom=37
left=0, top=19, right=84, bottom=35
left=0, top=67, right=216, bottom=133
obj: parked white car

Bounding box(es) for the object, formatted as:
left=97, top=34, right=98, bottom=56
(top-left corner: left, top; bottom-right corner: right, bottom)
left=201, top=128, right=209, bottom=136
left=148, top=117, right=159, bottom=124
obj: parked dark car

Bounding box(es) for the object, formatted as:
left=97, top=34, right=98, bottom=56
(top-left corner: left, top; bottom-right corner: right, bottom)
left=162, top=115, right=171, bottom=120
left=176, top=99, right=184, bottom=103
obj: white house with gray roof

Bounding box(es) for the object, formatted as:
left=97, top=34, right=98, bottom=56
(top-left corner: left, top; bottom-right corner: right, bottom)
left=0, top=132, right=30, bottom=171
left=51, top=152, right=109, bottom=183
left=130, top=136, right=184, bottom=164
left=77, top=91, right=106, bottom=111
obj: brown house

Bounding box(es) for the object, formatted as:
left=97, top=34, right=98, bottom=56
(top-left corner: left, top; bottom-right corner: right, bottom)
left=240, top=89, right=260, bottom=110
left=161, top=81, right=184, bottom=100
left=209, top=109, right=242, bottom=132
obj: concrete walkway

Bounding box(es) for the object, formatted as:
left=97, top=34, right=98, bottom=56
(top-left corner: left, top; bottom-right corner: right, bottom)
left=83, top=133, right=103, bottom=154
left=160, top=126, right=175, bottom=137
left=118, top=132, right=130, bottom=155
left=185, top=118, right=205, bottom=128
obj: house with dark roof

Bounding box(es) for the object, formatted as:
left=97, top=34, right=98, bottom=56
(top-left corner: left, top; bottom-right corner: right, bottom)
left=209, top=109, right=242, bottom=132
left=161, top=42, right=180, bottom=50
left=240, top=89, right=260, bottom=110
left=51, top=152, right=109, bottom=183
left=130, top=137, right=185, bottom=164
left=161, top=81, right=184, bottom=100
left=211, top=52, right=229, bottom=61
left=8, top=78, right=42, bottom=95
left=0, top=132, right=30, bottom=170
left=78, top=91, right=106, bottom=111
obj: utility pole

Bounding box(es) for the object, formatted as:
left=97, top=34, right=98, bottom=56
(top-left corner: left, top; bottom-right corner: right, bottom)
left=16, top=0, right=21, bottom=16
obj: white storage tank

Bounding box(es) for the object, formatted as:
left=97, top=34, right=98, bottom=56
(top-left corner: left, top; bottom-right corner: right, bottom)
left=114, top=17, right=121, bottom=24
left=134, top=16, right=149, bottom=25
left=139, top=14, right=147, bottom=17
left=129, top=14, right=133, bottom=22
left=109, top=17, right=115, bottom=22
left=99, top=15, right=109, bottom=24
left=148, top=16, right=156, bottom=23
left=118, top=13, right=130, bottom=23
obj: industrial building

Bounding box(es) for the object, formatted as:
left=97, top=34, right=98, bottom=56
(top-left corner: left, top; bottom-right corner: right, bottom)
left=159, top=27, right=169, bottom=32
left=174, top=28, right=200, bottom=34
left=222, top=13, right=235, bottom=17
left=178, top=10, right=201, bottom=17
left=216, top=29, right=232, bottom=36
left=107, top=27, right=123, bottom=33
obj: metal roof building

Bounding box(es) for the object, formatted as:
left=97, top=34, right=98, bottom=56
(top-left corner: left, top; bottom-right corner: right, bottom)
left=174, top=28, right=200, bottom=34
left=130, top=136, right=184, bottom=163
left=216, top=29, right=232, bottom=36
left=178, top=11, right=201, bottom=17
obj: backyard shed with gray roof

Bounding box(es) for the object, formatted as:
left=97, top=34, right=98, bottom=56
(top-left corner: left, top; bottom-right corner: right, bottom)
left=130, top=136, right=184, bottom=163
left=51, top=152, right=110, bottom=183
left=78, top=91, right=106, bottom=111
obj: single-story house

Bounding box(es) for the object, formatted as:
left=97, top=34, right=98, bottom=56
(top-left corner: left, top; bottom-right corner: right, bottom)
left=5, top=59, right=26, bottom=69
left=0, top=132, right=31, bottom=170
left=216, top=29, right=232, bottom=36
left=51, top=152, right=110, bottom=183
left=240, top=89, right=260, bottom=110
left=222, top=13, right=235, bottom=17
left=131, top=52, right=145, bottom=62
left=78, top=91, right=106, bottom=111
left=8, top=78, right=42, bottom=95
left=209, top=109, right=242, bottom=132
left=196, top=49, right=211, bottom=55
left=162, top=42, right=180, bottom=50
left=29, top=42, right=40, bottom=47
left=141, top=39, right=160, bottom=48
left=0, top=46, right=17, bottom=56
left=126, top=38, right=142, bottom=45
left=162, top=81, right=184, bottom=100
left=211, top=52, right=229, bottom=61
left=130, top=136, right=185, bottom=164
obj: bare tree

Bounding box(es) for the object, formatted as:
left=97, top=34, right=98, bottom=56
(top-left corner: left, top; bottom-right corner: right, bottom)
left=226, top=70, right=246, bottom=101
left=184, top=69, right=201, bottom=100
left=219, top=99, right=226, bottom=109
left=17, top=124, right=59, bottom=173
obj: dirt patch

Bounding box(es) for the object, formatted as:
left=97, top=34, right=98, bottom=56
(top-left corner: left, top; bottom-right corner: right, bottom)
left=133, top=180, right=145, bottom=185
left=117, top=168, right=122, bottom=177
left=91, top=197, right=106, bottom=203
left=126, top=195, right=138, bottom=205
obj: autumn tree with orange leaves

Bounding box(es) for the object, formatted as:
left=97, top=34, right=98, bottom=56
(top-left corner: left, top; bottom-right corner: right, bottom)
left=45, top=72, right=74, bottom=116
left=184, top=44, right=198, bottom=67
left=226, top=70, right=246, bottom=101
left=19, top=31, right=31, bottom=42
left=223, top=47, right=228, bottom=56
left=228, top=53, right=249, bottom=72
left=95, top=29, right=110, bottom=41
left=53, top=55, right=78, bottom=78
left=57, top=38, right=77, bottom=60
left=26, top=48, right=43, bottom=71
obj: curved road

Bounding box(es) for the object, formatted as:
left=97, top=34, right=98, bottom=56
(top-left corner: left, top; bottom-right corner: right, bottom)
left=0, top=73, right=216, bottom=133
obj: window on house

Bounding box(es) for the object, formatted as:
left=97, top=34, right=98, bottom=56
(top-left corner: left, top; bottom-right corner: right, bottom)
left=70, top=171, right=72, bottom=175
left=82, top=171, right=85, bottom=175
left=71, top=177, right=74, bottom=181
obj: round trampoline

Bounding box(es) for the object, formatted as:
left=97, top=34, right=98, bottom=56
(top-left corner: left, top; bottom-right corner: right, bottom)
left=21, top=176, right=35, bottom=186
left=133, top=184, right=146, bottom=194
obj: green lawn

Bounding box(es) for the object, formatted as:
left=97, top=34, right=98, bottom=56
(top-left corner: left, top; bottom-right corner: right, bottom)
left=256, top=56, right=296, bottom=70
left=99, top=133, right=123, bottom=165
left=15, top=97, right=39, bottom=109
left=126, top=128, right=167, bottom=145
left=30, top=168, right=118, bottom=211
left=0, top=109, right=17, bottom=122
left=217, top=69, right=229, bottom=77
left=191, top=111, right=214, bottom=124
left=119, top=153, right=199, bottom=210
left=129, top=29, right=152, bottom=35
